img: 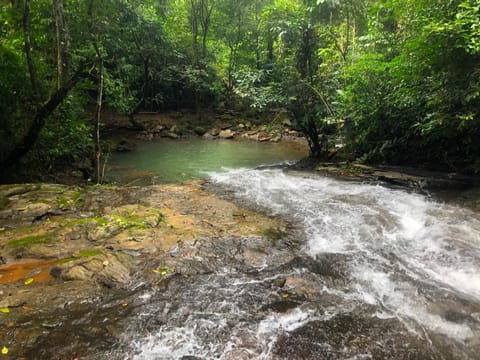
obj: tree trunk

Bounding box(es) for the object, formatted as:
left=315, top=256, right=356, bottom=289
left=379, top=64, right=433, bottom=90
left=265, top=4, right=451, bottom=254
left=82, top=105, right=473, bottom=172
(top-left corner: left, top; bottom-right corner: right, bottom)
left=0, top=65, right=87, bottom=169
left=52, top=0, right=70, bottom=89
left=88, top=0, right=105, bottom=183
left=127, top=57, right=150, bottom=130
left=23, top=0, right=37, bottom=94
left=190, top=0, right=199, bottom=66
left=200, top=0, right=213, bottom=60
left=94, top=57, right=104, bottom=184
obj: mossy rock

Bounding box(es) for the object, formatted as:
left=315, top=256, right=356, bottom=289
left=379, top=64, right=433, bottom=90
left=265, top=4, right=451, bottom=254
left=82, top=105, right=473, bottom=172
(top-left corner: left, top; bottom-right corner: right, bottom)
left=0, top=196, right=9, bottom=210
left=7, top=232, right=57, bottom=248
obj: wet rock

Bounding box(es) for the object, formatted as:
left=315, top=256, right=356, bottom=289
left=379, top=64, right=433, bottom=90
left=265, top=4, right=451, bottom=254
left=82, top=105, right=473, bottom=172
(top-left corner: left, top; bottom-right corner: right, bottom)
left=261, top=300, right=300, bottom=313
left=218, top=129, right=236, bottom=139
left=272, top=313, right=438, bottom=360
left=167, top=132, right=180, bottom=139
left=273, top=278, right=287, bottom=288
left=21, top=203, right=52, bottom=219
left=258, top=131, right=271, bottom=142
left=194, top=126, right=207, bottom=136
left=51, top=252, right=133, bottom=288
left=283, top=276, right=317, bottom=297
left=270, top=134, right=282, bottom=142
left=115, top=139, right=136, bottom=152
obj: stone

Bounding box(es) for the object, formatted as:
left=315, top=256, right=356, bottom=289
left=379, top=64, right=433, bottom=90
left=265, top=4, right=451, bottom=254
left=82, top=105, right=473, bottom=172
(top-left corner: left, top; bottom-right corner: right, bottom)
left=270, top=135, right=282, bottom=142
left=218, top=129, right=236, bottom=139
left=167, top=132, right=179, bottom=139
left=258, top=132, right=271, bottom=142
left=115, top=139, right=136, bottom=152
left=52, top=252, right=133, bottom=288
left=22, top=203, right=51, bottom=219
left=194, top=126, right=207, bottom=136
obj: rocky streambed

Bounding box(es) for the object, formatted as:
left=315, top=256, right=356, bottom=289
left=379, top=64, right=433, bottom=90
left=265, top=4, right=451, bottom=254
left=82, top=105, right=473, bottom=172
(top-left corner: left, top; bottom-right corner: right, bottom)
left=1, top=169, right=479, bottom=360
left=0, top=182, right=288, bottom=359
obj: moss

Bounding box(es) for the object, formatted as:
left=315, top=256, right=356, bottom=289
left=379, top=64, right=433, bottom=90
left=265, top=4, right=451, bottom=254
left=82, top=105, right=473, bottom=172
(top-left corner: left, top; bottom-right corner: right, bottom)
left=263, top=227, right=287, bottom=241
left=218, top=113, right=235, bottom=121
left=71, top=191, right=85, bottom=207
left=0, top=196, right=9, bottom=210
left=78, top=248, right=103, bottom=257
left=57, top=248, right=103, bottom=264
left=38, top=187, right=67, bottom=193
left=108, top=214, right=149, bottom=230
left=55, top=196, right=70, bottom=209
left=94, top=217, right=108, bottom=226
left=7, top=233, right=56, bottom=248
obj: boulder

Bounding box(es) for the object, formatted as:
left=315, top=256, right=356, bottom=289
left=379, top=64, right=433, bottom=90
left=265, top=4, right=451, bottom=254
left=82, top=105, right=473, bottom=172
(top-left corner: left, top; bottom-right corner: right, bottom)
left=258, top=132, right=271, bottom=142
left=115, top=139, right=136, bottom=152
left=270, top=135, right=282, bottom=142
left=218, top=129, right=236, bottom=139
left=203, top=133, right=214, bottom=140
left=167, top=132, right=179, bottom=139
left=194, top=126, right=207, bottom=136
left=51, top=252, right=133, bottom=288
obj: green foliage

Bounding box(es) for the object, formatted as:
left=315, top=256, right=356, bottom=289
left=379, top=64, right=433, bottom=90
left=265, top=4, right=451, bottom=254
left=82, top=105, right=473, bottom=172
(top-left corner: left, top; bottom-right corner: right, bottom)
left=1, top=0, right=480, bottom=176
left=27, top=95, right=93, bottom=166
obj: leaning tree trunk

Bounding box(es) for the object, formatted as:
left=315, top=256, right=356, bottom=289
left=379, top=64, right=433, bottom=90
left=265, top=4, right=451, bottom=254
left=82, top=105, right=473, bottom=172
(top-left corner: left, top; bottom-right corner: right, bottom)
left=0, top=65, right=87, bottom=169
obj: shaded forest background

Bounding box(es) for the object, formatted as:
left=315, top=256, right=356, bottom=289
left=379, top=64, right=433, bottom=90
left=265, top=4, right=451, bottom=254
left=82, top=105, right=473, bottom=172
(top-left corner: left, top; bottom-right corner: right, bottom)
left=1, top=0, right=479, bottom=181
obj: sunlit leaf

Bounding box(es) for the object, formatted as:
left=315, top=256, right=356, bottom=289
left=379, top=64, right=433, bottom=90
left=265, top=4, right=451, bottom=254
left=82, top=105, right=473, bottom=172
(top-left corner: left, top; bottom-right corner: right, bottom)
left=0, top=308, right=9, bottom=314
left=1, top=346, right=8, bottom=355
left=24, top=278, right=34, bottom=285
left=161, top=271, right=167, bottom=276
left=152, top=269, right=159, bottom=273
left=121, top=303, right=128, bottom=307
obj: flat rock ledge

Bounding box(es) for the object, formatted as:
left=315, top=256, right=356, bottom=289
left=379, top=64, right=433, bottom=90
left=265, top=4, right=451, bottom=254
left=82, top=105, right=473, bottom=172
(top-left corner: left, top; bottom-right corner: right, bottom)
left=0, top=181, right=286, bottom=329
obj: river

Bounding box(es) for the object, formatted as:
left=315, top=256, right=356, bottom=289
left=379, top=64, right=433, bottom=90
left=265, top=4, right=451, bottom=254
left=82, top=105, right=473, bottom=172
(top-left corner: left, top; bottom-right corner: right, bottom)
left=106, top=138, right=308, bottom=184
left=110, top=165, right=480, bottom=359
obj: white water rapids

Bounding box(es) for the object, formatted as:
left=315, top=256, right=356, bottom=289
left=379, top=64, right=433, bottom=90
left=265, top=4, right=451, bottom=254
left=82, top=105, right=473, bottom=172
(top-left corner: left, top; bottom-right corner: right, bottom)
left=131, top=168, right=480, bottom=359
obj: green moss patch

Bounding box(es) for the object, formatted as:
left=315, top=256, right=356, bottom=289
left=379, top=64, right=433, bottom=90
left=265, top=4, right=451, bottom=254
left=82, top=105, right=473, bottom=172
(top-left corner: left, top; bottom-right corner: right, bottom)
left=57, top=248, right=103, bottom=264
left=7, top=233, right=57, bottom=248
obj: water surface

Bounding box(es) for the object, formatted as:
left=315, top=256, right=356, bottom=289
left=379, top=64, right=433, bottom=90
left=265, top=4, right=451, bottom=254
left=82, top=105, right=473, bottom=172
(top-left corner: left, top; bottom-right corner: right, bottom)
left=106, top=138, right=308, bottom=184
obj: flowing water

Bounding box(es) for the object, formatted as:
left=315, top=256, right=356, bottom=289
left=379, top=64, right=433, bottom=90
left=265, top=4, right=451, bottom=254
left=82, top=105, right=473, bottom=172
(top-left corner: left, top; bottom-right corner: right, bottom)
left=116, top=168, right=480, bottom=359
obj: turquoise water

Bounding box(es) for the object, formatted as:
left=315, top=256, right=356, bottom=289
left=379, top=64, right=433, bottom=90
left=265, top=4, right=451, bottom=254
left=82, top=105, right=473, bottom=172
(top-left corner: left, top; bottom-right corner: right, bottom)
left=106, top=138, right=308, bottom=184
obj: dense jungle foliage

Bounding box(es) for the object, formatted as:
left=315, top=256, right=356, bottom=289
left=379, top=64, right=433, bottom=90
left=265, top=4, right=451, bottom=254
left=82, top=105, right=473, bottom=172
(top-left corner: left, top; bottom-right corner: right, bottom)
left=0, top=0, right=479, bottom=180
